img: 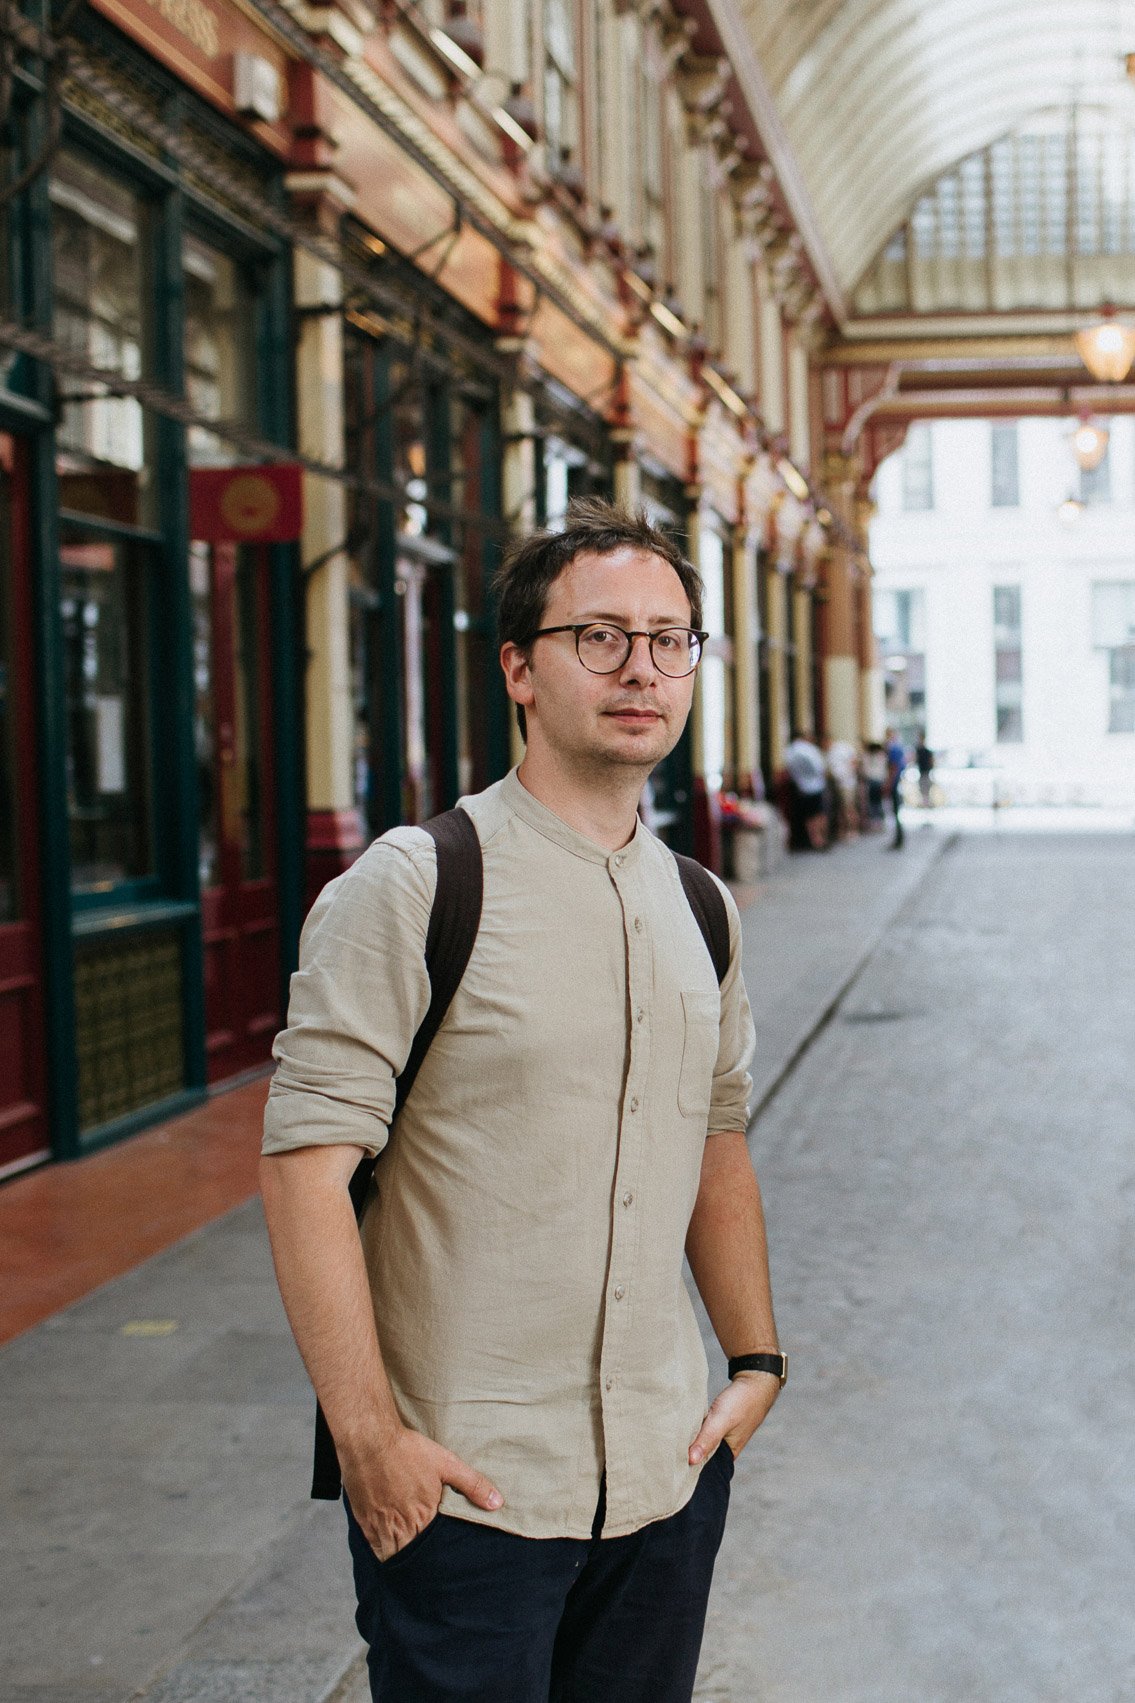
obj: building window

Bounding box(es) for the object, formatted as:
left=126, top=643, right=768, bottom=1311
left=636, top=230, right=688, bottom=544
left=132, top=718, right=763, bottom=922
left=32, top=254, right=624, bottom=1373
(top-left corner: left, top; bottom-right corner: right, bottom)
left=993, top=584, right=1023, bottom=742
left=1080, top=425, right=1111, bottom=504
left=901, top=424, right=934, bottom=510
left=1091, top=581, right=1135, bottom=732
left=990, top=422, right=1019, bottom=506
left=543, top=0, right=579, bottom=179
left=52, top=151, right=153, bottom=527
left=874, top=587, right=926, bottom=742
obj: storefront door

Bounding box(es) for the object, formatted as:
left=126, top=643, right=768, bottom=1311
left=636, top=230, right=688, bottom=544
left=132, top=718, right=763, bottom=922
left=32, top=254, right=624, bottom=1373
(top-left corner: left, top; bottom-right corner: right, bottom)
left=192, top=541, right=280, bottom=1081
left=0, top=434, right=48, bottom=1174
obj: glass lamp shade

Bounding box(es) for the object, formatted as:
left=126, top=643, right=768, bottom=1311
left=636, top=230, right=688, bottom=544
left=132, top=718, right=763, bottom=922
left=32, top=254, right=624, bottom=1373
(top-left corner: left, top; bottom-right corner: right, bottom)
left=1072, top=421, right=1109, bottom=470
left=1075, top=320, right=1135, bottom=383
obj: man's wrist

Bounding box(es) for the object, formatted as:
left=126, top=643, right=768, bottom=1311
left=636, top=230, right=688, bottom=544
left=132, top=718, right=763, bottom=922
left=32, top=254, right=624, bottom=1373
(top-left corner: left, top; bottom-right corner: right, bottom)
left=727, top=1350, right=787, bottom=1387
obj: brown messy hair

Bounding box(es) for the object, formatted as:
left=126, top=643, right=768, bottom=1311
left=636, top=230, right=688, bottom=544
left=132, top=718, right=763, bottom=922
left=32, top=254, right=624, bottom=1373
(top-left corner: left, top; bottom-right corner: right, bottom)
left=493, top=497, right=703, bottom=737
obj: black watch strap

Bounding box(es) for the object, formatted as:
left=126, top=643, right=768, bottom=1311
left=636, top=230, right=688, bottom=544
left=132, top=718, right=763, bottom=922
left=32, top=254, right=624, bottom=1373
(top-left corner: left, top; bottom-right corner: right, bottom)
left=728, top=1351, right=787, bottom=1387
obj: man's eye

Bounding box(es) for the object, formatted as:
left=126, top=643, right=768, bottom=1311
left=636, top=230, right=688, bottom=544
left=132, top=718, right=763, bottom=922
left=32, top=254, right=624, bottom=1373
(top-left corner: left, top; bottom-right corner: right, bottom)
left=583, top=627, right=619, bottom=644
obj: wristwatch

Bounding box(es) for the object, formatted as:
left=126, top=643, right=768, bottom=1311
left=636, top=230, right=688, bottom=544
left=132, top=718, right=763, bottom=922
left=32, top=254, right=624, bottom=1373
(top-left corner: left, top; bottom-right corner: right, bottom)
left=728, top=1351, right=787, bottom=1387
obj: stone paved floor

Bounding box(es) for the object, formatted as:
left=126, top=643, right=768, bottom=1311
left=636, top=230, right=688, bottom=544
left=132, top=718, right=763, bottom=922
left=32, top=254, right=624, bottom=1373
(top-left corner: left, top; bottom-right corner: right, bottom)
left=696, top=833, right=1135, bottom=1703
left=12, top=822, right=1069, bottom=1703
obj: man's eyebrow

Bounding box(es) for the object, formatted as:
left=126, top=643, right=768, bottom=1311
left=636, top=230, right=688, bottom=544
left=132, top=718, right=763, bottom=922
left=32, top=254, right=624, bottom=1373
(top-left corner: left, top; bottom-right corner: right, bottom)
left=571, top=611, right=692, bottom=626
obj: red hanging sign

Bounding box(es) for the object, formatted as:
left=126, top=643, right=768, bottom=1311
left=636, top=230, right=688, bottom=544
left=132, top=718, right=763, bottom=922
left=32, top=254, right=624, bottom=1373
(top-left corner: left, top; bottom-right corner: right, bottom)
left=190, top=464, right=304, bottom=543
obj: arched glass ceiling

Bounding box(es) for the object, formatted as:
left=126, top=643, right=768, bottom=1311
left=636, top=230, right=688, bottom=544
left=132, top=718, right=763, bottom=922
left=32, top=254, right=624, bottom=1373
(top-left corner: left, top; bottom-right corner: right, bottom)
left=733, top=0, right=1135, bottom=296
left=854, top=106, right=1135, bottom=313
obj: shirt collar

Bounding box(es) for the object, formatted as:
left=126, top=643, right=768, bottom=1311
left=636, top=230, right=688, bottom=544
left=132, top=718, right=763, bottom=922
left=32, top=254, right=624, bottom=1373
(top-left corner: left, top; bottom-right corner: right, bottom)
left=501, top=768, right=644, bottom=868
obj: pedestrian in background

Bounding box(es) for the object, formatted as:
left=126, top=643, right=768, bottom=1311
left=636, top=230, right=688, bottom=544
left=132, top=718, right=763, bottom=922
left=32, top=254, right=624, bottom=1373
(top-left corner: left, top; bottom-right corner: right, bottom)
left=784, top=729, right=829, bottom=850
left=860, top=742, right=887, bottom=830
left=915, top=731, right=934, bottom=808
left=885, top=727, right=907, bottom=849
left=260, top=500, right=783, bottom=1703
left=824, top=736, right=860, bottom=840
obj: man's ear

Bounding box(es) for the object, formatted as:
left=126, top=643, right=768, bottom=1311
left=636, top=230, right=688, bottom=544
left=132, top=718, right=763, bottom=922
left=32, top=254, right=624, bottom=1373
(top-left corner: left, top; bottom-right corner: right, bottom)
left=500, top=642, right=536, bottom=712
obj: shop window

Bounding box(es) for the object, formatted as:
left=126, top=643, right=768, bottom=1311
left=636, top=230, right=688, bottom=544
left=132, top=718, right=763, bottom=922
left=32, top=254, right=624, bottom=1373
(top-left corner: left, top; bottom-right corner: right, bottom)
left=184, top=233, right=258, bottom=466
left=993, top=584, right=1023, bottom=742
left=901, top=424, right=934, bottom=511
left=1091, top=581, right=1135, bottom=732
left=184, top=231, right=264, bottom=888
left=51, top=152, right=154, bottom=528
left=991, top=422, right=1019, bottom=506
left=60, top=528, right=154, bottom=892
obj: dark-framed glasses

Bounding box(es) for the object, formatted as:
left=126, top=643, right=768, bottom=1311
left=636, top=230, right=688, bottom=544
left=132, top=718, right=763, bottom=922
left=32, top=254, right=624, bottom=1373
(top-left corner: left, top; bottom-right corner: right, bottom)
left=533, top=622, right=708, bottom=678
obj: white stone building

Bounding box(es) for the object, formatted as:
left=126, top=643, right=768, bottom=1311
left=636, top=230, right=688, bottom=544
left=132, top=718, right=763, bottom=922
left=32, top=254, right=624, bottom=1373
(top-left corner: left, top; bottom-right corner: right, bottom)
left=869, top=416, right=1135, bottom=806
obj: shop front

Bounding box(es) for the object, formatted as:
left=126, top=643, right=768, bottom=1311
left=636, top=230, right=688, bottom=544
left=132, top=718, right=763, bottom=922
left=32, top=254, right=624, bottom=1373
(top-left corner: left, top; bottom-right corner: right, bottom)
left=1, top=0, right=301, bottom=1170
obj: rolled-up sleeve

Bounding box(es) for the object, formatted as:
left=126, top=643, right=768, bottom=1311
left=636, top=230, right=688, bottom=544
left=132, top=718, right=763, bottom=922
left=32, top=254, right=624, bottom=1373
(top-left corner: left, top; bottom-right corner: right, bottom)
left=262, top=828, right=436, bottom=1158
left=706, top=883, right=755, bottom=1136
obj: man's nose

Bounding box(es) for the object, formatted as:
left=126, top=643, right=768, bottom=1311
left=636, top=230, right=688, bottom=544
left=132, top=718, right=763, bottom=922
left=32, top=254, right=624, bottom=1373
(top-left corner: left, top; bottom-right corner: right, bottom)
left=619, top=633, right=656, bottom=681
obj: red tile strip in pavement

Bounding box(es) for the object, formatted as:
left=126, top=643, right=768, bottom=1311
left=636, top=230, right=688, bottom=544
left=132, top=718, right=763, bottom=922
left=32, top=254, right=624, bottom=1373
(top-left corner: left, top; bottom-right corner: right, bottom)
left=0, top=1076, right=270, bottom=1346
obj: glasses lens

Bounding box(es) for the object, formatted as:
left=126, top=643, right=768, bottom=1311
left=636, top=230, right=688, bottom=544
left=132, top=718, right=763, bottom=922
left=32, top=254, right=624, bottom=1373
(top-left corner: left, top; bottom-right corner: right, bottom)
left=651, top=628, right=701, bottom=677
left=576, top=625, right=631, bottom=674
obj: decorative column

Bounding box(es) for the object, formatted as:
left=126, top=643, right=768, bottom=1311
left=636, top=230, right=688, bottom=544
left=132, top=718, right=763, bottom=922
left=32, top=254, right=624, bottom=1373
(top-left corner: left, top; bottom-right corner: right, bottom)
left=609, top=363, right=642, bottom=511
left=497, top=260, right=539, bottom=769
left=819, top=452, right=862, bottom=744
left=855, top=491, right=885, bottom=739
left=731, top=512, right=760, bottom=795
left=764, top=552, right=790, bottom=774
left=287, top=104, right=364, bottom=906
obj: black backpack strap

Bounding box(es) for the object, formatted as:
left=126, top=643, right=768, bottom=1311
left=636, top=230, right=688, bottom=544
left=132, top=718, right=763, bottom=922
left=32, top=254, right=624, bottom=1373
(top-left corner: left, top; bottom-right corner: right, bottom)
left=672, top=851, right=731, bottom=986
left=312, top=806, right=483, bottom=1500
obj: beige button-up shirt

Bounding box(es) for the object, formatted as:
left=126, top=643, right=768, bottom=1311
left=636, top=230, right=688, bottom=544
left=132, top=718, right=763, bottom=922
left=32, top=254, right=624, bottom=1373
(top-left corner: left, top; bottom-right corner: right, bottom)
left=263, top=770, right=755, bottom=1539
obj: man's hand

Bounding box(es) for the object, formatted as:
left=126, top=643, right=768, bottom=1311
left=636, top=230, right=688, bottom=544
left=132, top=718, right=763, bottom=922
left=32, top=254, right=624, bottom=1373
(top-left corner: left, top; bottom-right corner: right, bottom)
left=341, top=1425, right=503, bottom=1561
left=688, top=1371, right=780, bottom=1465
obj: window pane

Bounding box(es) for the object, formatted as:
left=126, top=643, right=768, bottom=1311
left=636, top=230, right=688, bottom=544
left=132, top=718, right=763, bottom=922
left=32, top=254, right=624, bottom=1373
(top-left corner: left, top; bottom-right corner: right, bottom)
left=991, top=422, right=1019, bottom=506
left=51, top=153, right=153, bottom=528
left=993, top=584, right=1023, bottom=742
left=61, top=530, right=153, bottom=890
left=901, top=424, right=934, bottom=510
left=184, top=234, right=258, bottom=468
left=1109, top=645, right=1135, bottom=733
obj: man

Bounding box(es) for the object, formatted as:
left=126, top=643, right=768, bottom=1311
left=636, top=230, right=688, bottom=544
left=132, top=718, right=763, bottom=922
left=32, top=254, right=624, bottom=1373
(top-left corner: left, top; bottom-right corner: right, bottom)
left=783, top=727, right=828, bottom=850
left=260, top=499, right=782, bottom=1703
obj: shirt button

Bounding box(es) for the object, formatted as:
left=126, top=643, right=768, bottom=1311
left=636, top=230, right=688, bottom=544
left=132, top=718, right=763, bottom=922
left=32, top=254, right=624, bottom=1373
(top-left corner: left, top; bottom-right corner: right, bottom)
left=634, top=917, right=643, bottom=933
left=614, top=854, right=624, bottom=867
left=635, top=1008, right=645, bottom=1024
left=629, top=1096, right=639, bottom=1112
left=613, top=1285, right=625, bottom=1301
left=605, top=1375, right=614, bottom=1390
left=622, top=1191, right=633, bottom=1207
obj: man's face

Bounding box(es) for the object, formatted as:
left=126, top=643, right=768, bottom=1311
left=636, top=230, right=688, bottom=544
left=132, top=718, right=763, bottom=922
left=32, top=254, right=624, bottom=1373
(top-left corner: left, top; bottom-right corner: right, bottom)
left=504, top=546, right=698, bottom=774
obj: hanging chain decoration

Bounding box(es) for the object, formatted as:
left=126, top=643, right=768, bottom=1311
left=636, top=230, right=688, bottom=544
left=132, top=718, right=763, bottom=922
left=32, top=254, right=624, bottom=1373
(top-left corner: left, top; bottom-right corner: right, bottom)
left=0, top=313, right=509, bottom=536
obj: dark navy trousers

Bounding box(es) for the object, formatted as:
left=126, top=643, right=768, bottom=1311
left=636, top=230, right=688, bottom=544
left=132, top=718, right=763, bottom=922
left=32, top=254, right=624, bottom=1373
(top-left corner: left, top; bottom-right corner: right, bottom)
left=345, top=1442, right=734, bottom=1703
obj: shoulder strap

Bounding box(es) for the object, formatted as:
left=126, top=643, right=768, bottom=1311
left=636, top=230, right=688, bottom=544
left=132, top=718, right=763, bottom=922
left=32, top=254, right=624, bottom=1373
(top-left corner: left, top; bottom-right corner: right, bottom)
left=672, top=851, right=731, bottom=986
left=313, top=806, right=483, bottom=1500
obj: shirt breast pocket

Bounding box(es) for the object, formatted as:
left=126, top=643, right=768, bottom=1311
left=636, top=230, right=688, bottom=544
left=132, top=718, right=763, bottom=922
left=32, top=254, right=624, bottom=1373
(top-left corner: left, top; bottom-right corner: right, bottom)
left=678, top=989, right=721, bottom=1119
